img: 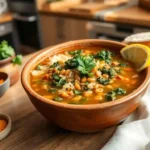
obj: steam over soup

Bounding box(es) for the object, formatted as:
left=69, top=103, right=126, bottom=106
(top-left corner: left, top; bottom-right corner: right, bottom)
left=30, top=47, right=142, bottom=104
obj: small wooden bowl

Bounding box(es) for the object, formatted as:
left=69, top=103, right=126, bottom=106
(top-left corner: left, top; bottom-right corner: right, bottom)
left=0, top=114, right=11, bottom=141
left=0, top=72, right=10, bottom=97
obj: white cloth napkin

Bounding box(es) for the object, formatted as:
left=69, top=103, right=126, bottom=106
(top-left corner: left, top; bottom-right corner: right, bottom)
left=102, top=84, right=150, bottom=150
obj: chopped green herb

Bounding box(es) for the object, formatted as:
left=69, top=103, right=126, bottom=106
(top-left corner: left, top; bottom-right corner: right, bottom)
left=65, top=58, right=79, bottom=69
left=106, top=88, right=126, bottom=101
left=52, top=73, right=61, bottom=81
left=114, top=88, right=126, bottom=95
left=58, top=78, right=66, bottom=86
left=50, top=62, right=59, bottom=68
left=106, top=91, right=116, bottom=101
left=69, top=50, right=82, bottom=56
left=53, top=97, right=63, bottom=101
left=97, top=78, right=110, bottom=85
left=95, top=50, right=114, bottom=64
left=52, top=78, right=66, bottom=87
left=77, top=55, right=96, bottom=76
left=101, top=67, right=117, bottom=78
left=50, top=62, right=62, bottom=70
left=73, top=90, right=82, bottom=95
left=12, top=55, right=22, bottom=65
left=65, top=55, right=96, bottom=77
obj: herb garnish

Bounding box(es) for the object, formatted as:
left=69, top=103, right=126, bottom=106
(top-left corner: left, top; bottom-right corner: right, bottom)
left=50, top=62, right=62, bottom=70
left=52, top=73, right=66, bottom=87
left=97, top=78, right=110, bottom=85
left=77, top=55, right=96, bottom=76
left=73, top=90, right=82, bottom=95
left=65, top=55, right=96, bottom=77
left=69, top=50, right=82, bottom=56
left=106, top=88, right=126, bottom=101
left=114, top=88, right=126, bottom=95
left=94, top=50, right=114, bottom=64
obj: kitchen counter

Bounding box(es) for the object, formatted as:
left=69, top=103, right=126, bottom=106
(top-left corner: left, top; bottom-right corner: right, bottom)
left=0, top=51, right=116, bottom=150
left=38, top=2, right=150, bottom=27
left=0, top=12, right=13, bottom=24
left=38, top=5, right=95, bottom=20
left=104, top=6, right=150, bottom=27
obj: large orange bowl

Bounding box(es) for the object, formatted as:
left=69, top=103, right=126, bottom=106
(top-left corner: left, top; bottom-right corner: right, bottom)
left=21, top=39, right=150, bottom=132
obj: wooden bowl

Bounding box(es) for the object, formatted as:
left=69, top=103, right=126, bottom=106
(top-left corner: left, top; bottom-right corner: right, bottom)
left=21, top=39, right=150, bottom=133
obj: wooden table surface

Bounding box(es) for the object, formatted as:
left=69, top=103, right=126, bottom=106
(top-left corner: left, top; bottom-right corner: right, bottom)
left=0, top=12, right=13, bottom=24
left=105, top=6, right=150, bottom=27
left=0, top=53, right=116, bottom=150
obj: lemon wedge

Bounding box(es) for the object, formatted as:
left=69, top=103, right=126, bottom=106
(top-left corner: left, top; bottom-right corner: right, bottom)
left=120, top=44, right=150, bottom=72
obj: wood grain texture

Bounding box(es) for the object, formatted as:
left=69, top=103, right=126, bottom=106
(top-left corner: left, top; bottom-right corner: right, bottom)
left=0, top=12, right=13, bottom=24
left=69, top=1, right=128, bottom=14
left=105, top=6, right=150, bottom=27
left=0, top=52, right=116, bottom=150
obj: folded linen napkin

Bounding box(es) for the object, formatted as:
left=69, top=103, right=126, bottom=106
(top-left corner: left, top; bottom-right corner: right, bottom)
left=102, top=84, right=150, bottom=150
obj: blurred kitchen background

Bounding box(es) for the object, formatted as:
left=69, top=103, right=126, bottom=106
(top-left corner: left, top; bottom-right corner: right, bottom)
left=0, top=0, right=149, bottom=55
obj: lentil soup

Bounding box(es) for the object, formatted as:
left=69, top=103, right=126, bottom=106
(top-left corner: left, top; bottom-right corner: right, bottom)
left=30, top=47, right=142, bottom=104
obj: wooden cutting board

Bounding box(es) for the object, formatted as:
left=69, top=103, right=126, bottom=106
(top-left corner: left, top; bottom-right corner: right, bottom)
left=36, top=0, right=83, bottom=11
left=105, top=6, right=150, bottom=27
left=69, top=1, right=128, bottom=14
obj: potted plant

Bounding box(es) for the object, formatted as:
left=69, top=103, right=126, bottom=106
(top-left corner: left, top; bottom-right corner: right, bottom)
left=0, top=41, right=22, bottom=86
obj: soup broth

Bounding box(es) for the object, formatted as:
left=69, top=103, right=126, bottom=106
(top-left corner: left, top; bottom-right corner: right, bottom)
left=30, top=47, right=142, bottom=104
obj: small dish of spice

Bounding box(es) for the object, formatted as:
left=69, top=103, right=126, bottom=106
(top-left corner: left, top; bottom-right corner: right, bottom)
left=0, top=114, right=11, bottom=141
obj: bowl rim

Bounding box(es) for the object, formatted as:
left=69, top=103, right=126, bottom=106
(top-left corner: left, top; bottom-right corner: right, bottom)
left=0, top=55, right=15, bottom=67
left=21, top=39, right=150, bottom=110
left=0, top=72, right=9, bottom=87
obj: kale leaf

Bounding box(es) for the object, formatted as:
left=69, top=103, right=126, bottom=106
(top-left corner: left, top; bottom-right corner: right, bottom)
left=52, top=73, right=66, bottom=87
left=106, top=91, right=116, bottom=101
left=95, top=50, right=114, bottom=64
left=101, top=67, right=117, bottom=78
left=65, top=58, right=79, bottom=69
left=97, top=78, right=110, bottom=85
left=50, top=62, right=62, bottom=70
left=114, top=88, right=126, bottom=95
left=69, top=50, right=82, bottom=56
left=73, top=90, right=82, bottom=95
left=106, top=88, right=126, bottom=101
